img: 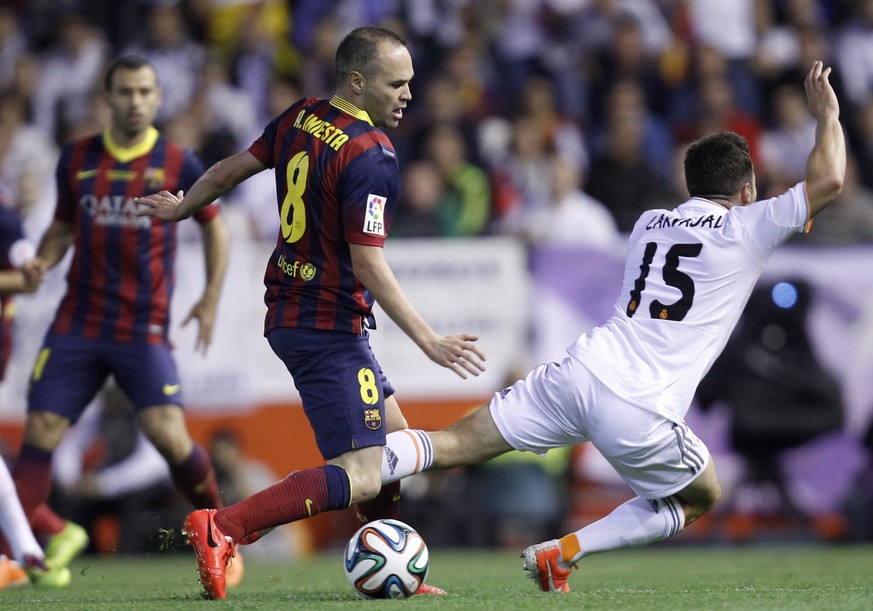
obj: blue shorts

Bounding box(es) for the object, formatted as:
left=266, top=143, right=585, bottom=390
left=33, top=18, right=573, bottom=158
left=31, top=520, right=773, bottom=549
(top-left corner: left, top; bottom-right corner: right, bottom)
left=267, top=328, right=395, bottom=461
left=28, top=333, right=184, bottom=423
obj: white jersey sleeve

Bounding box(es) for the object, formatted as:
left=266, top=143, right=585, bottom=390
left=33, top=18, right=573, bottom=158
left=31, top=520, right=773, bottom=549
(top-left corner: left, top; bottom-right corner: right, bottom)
left=567, top=182, right=810, bottom=421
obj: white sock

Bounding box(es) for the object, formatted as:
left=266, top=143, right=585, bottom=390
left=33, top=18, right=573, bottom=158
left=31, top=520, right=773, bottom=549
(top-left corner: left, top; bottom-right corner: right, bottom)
left=381, top=429, right=434, bottom=484
left=562, top=496, right=685, bottom=565
left=0, top=463, right=44, bottom=563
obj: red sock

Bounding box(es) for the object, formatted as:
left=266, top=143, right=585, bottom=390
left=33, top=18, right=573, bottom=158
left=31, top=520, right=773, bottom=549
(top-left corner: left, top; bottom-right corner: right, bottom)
left=169, top=442, right=223, bottom=509
left=31, top=503, right=66, bottom=536
left=354, top=481, right=400, bottom=524
left=215, top=465, right=351, bottom=542
left=11, top=443, right=53, bottom=519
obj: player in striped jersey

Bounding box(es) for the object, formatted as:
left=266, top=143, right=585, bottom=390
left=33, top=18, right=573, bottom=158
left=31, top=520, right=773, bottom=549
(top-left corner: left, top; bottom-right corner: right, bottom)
left=0, top=198, right=71, bottom=588
left=377, top=61, right=846, bottom=592
left=10, top=56, right=231, bottom=581
left=136, top=26, right=485, bottom=599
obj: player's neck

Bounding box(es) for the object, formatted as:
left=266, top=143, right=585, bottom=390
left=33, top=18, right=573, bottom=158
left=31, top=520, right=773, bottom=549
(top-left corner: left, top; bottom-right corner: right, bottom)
left=107, top=125, right=151, bottom=149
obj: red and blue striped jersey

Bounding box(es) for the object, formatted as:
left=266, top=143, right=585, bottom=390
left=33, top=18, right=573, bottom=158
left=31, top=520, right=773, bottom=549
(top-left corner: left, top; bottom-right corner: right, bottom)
left=0, top=203, right=27, bottom=379
left=51, top=127, right=219, bottom=344
left=249, top=96, right=399, bottom=335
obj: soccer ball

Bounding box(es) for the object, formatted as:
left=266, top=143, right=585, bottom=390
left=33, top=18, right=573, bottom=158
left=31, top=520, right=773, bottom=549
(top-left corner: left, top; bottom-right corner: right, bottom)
left=343, top=519, right=429, bottom=599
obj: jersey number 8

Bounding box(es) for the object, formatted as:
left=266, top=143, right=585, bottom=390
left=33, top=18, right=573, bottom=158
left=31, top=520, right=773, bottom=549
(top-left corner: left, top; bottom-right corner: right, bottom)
left=281, top=151, right=309, bottom=243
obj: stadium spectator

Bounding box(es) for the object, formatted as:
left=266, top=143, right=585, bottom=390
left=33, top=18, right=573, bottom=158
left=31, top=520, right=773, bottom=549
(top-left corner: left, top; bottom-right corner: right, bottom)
left=135, top=26, right=485, bottom=600
left=586, top=11, right=671, bottom=121
left=684, top=0, right=763, bottom=117
left=31, top=13, right=107, bottom=144
left=377, top=60, right=845, bottom=593
left=673, top=58, right=764, bottom=168
left=420, top=122, right=492, bottom=237
left=849, top=96, right=873, bottom=192
left=759, top=83, right=817, bottom=191
left=586, top=79, right=674, bottom=232
left=0, top=7, right=26, bottom=90
left=0, top=90, right=58, bottom=242
left=123, top=3, right=205, bottom=124
left=516, top=155, right=621, bottom=249
left=10, top=55, right=231, bottom=585
left=833, top=0, right=873, bottom=109
left=391, top=159, right=445, bottom=238
left=488, top=116, right=559, bottom=234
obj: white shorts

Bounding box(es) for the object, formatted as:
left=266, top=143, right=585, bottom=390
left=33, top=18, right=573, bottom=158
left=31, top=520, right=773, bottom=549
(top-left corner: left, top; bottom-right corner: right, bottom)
left=488, top=356, right=710, bottom=499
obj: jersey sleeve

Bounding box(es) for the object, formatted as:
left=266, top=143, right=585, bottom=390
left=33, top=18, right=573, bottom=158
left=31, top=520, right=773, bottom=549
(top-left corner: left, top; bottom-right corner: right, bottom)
left=733, top=182, right=809, bottom=259
left=338, top=141, right=400, bottom=247
left=249, top=127, right=275, bottom=169
left=179, top=149, right=220, bottom=224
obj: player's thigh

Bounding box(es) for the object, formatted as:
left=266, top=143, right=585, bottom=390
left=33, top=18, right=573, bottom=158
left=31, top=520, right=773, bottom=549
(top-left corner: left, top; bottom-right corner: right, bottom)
left=110, top=342, right=184, bottom=409
left=488, top=358, right=589, bottom=454
left=383, top=394, right=408, bottom=433
left=28, top=334, right=109, bottom=424
left=587, top=396, right=711, bottom=500
left=268, top=328, right=390, bottom=461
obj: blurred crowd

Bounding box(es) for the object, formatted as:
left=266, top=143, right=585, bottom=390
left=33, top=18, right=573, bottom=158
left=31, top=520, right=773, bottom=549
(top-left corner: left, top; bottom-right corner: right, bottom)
left=2, top=0, right=873, bottom=248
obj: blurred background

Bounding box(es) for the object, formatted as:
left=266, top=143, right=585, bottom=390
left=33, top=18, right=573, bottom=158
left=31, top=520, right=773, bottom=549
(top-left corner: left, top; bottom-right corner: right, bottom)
left=1, top=0, right=873, bottom=559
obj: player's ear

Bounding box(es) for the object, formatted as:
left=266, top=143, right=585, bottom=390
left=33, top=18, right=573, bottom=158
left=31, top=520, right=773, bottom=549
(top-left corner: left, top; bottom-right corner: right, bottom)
left=349, top=70, right=365, bottom=95
left=741, top=182, right=753, bottom=205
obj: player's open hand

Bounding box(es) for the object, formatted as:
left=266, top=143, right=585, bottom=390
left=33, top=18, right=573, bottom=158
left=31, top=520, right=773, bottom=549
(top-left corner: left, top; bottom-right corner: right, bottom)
left=423, top=333, right=487, bottom=379
left=182, top=297, right=217, bottom=355
left=804, top=60, right=839, bottom=121
left=135, top=190, right=187, bottom=221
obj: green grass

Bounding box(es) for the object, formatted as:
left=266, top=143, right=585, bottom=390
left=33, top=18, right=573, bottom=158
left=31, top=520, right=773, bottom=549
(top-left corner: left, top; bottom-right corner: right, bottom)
left=6, top=545, right=873, bottom=610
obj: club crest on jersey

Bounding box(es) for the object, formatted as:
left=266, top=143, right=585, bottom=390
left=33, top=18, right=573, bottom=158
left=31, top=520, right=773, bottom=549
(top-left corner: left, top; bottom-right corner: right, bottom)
left=143, top=168, right=166, bottom=191
left=363, top=194, right=386, bottom=236
left=363, top=407, right=383, bottom=430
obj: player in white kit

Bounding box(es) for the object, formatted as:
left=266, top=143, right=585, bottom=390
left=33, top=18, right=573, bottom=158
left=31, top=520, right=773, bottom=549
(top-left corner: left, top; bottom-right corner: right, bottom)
left=379, top=60, right=845, bottom=593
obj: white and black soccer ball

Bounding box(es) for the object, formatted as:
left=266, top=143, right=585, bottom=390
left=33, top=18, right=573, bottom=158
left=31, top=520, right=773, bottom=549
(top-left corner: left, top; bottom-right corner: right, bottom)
left=343, top=518, right=429, bottom=599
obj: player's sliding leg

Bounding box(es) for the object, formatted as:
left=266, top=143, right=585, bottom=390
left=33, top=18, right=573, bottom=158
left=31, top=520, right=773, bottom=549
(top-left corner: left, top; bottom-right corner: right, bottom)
left=380, top=405, right=513, bottom=485
left=521, top=496, right=684, bottom=592
left=524, top=459, right=721, bottom=593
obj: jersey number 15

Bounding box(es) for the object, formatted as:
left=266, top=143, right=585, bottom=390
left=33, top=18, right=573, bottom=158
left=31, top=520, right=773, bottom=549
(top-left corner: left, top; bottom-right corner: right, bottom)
left=626, top=242, right=703, bottom=321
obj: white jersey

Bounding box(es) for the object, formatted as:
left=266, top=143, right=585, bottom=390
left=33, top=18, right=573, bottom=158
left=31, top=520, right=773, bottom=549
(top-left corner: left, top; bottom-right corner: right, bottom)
left=568, top=182, right=811, bottom=421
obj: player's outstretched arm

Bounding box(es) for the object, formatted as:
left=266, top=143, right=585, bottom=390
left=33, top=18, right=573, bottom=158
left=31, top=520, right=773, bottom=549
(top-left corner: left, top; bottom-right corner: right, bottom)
left=804, top=60, right=845, bottom=217
left=350, top=243, right=486, bottom=379
left=135, top=150, right=267, bottom=222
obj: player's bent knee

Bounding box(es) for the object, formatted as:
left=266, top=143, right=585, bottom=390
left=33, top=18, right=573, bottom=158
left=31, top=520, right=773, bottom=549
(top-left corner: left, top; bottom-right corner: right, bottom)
left=348, top=472, right=383, bottom=504
left=23, top=411, right=70, bottom=449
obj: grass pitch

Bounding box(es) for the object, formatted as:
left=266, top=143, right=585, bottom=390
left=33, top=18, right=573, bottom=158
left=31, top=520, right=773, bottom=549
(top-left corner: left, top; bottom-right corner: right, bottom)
left=5, top=544, right=873, bottom=610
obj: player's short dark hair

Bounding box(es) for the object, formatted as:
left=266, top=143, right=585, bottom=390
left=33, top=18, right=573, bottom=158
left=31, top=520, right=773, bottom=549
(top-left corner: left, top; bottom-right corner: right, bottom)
left=335, top=26, right=407, bottom=82
left=104, top=55, right=158, bottom=90
left=684, top=131, right=754, bottom=199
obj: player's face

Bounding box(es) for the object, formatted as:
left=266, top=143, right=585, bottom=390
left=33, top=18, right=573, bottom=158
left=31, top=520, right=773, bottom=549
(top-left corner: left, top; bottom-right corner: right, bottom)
left=107, top=66, right=162, bottom=137
left=360, top=43, right=413, bottom=129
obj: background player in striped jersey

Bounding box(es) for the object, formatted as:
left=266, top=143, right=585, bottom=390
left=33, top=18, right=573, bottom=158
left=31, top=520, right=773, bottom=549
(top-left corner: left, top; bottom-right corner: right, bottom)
left=0, top=197, right=69, bottom=588
left=11, top=56, right=232, bottom=583
left=136, top=26, right=486, bottom=599
left=376, top=60, right=845, bottom=593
